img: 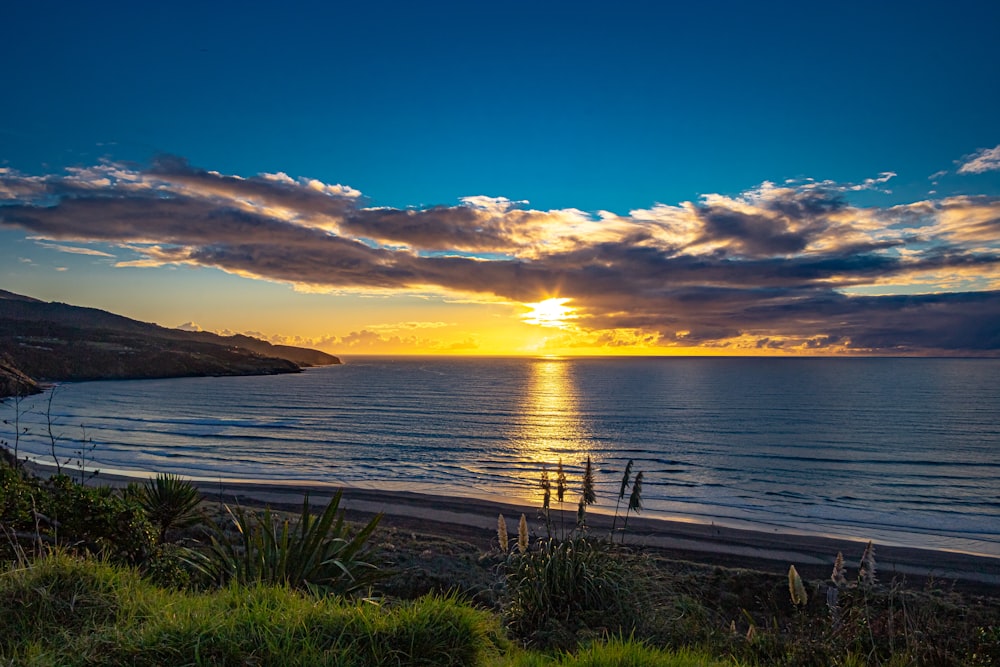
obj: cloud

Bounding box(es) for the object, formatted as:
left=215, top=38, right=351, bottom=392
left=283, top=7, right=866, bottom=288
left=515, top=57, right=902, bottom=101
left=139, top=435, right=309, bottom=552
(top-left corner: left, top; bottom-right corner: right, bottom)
left=958, top=145, right=1000, bottom=174
left=35, top=241, right=115, bottom=257
left=2, top=157, right=1000, bottom=355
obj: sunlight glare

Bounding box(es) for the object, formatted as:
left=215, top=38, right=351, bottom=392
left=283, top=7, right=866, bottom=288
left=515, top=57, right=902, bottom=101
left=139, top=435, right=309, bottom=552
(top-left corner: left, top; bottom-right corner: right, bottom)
left=523, top=297, right=576, bottom=328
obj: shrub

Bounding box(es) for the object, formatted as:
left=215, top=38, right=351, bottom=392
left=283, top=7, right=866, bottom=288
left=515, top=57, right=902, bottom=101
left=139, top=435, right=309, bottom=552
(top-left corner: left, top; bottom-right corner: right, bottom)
left=502, top=537, right=638, bottom=648
left=41, top=474, right=155, bottom=564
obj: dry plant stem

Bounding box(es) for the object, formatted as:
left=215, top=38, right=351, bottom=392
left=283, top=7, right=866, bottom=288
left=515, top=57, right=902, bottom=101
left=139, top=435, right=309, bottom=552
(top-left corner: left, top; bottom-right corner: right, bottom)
left=611, top=459, right=633, bottom=536
left=45, top=387, right=62, bottom=475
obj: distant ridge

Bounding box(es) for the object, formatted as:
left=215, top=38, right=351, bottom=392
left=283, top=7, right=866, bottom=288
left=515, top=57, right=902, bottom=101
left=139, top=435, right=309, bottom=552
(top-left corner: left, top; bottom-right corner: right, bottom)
left=0, top=290, right=340, bottom=398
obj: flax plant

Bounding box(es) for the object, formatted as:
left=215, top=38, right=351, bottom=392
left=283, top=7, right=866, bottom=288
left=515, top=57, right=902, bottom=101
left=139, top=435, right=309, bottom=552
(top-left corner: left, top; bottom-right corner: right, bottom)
left=190, top=491, right=382, bottom=596
left=138, top=473, right=203, bottom=544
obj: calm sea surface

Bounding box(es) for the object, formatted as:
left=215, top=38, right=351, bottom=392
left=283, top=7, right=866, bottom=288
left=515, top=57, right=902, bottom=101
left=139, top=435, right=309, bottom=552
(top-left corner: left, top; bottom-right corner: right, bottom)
left=7, top=357, right=999, bottom=556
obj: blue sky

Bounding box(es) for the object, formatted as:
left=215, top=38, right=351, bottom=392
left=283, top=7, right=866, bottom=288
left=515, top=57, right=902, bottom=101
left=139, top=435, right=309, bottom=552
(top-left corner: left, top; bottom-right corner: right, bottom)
left=2, top=1, right=999, bottom=355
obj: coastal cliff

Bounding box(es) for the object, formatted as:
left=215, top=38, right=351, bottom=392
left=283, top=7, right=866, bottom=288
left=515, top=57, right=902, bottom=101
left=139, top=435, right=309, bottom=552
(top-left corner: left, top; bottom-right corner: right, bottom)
left=0, top=290, right=340, bottom=398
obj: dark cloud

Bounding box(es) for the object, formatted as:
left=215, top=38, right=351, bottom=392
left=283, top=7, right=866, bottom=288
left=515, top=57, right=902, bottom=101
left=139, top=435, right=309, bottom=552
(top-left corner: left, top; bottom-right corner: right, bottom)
left=2, top=159, right=1000, bottom=355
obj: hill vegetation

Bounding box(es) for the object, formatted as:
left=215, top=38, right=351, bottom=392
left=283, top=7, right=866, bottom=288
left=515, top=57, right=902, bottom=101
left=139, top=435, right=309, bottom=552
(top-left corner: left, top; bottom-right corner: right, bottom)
left=0, top=289, right=339, bottom=398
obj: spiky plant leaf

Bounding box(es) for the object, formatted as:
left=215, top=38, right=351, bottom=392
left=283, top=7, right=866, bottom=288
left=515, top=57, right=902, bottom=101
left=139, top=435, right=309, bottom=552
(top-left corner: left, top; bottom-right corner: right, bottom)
left=186, top=490, right=382, bottom=596
left=138, top=473, right=203, bottom=544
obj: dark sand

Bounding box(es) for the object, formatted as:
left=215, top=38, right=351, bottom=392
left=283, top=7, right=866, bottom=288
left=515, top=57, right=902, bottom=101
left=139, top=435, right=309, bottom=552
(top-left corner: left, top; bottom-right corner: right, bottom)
left=187, top=477, right=1000, bottom=592
left=26, top=461, right=997, bottom=592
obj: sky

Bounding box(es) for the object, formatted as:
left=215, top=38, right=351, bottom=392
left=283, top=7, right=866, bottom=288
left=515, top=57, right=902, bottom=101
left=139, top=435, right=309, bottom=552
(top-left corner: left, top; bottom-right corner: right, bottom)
left=2, top=1, right=999, bottom=356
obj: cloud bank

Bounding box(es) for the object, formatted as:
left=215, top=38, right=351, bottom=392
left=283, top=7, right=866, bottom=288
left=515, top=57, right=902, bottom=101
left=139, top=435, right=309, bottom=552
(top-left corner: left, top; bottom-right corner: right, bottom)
left=3, top=157, right=1000, bottom=355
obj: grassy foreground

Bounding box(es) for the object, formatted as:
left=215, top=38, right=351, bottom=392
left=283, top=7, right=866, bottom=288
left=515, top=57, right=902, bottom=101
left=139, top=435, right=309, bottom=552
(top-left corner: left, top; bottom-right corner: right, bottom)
left=0, top=552, right=731, bottom=667
left=2, top=457, right=999, bottom=665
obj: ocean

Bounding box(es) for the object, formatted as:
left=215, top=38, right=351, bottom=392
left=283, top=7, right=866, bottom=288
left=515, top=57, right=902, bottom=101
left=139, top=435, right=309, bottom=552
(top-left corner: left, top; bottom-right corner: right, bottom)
left=5, top=356, right=999, bottom=557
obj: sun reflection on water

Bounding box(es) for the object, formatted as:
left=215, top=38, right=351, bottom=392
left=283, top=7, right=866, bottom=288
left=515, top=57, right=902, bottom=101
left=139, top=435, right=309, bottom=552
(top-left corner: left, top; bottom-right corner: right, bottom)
left=509, top=359, right=593, bottom=502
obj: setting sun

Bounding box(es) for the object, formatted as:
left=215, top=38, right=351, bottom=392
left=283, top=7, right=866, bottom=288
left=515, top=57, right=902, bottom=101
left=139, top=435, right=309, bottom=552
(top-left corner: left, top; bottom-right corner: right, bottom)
left=522, top=298, right=576, bottom=328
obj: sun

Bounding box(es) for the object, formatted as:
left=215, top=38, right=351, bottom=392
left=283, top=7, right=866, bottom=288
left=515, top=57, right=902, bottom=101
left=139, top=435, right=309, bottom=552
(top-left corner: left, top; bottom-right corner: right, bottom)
left=523, top=297, right=576, bottom=328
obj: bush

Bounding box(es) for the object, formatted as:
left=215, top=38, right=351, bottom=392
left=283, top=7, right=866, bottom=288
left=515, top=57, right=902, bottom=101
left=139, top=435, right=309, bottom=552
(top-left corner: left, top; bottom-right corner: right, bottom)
left=41, top=474, right=155, bottom=564
left=502, top=537, right=639, bottom=648
left=0, top=461, right=155, bottom=565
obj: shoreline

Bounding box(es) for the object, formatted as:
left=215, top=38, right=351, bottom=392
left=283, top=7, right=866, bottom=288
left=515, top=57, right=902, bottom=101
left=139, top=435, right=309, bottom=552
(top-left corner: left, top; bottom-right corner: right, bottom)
left=37, top=463, right=997, bottom=591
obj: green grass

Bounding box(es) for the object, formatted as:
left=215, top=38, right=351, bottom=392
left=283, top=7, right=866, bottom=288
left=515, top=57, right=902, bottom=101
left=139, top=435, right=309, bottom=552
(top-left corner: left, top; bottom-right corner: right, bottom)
left=1, top=552, right=502, bottom=666
left=0, top=552, right=743, bottom=667
left=502, top=537, right=639, bottom=648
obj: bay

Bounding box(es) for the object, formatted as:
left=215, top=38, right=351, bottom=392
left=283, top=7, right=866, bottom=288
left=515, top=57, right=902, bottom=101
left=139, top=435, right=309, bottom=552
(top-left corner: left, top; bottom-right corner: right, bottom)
left=7, top=356, right=999, bottom=556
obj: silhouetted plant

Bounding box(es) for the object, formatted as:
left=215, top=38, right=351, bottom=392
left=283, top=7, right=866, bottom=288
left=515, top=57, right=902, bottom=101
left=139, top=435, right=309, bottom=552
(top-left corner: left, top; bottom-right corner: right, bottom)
left=1, top=387, right=32, bottom=469
left=858, top=540, right=877, bottom=588
left=539, top=467, right=552, bottom=537
left=72, top=424, right=100, bottom=485
left=621, top=470, right=643, bottom=543
left=138, top=473, right=203, bottom=544
left=611, top=458, right=634, bottom=535
left=556, top=459, right=567, bottom=537
left=575, top=456, right=597, bottom=530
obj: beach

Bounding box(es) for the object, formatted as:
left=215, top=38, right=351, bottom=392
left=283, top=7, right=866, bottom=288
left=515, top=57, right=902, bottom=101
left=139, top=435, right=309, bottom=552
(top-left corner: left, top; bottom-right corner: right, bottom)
left=70, top=465, right=999, bottom=592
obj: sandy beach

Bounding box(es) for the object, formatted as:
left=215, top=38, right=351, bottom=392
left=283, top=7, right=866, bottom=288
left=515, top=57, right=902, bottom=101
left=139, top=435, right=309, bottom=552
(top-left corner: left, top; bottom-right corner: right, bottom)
left=63, top=466, right=992, bottom=592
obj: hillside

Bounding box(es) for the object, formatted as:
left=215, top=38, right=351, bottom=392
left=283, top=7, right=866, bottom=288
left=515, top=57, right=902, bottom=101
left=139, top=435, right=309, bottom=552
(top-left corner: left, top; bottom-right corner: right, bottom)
left=0, top=290, right=340, bottom=397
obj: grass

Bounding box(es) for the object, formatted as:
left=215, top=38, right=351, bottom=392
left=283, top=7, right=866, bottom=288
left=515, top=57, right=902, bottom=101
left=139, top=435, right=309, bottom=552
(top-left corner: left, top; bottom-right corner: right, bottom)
left=0, top=552, right=737, bottom=667
left=2, top=457, right=999, bottom=666
left=501, top=536, right=639, bottom=649
left=0, top=552, right=503, bottom=666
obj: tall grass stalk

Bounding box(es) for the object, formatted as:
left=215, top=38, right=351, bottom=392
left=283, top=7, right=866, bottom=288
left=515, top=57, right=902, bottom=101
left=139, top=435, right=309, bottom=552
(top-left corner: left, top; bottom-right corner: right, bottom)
left=621, top=470, right=643, bottom=543
left=498, top=513, right=509, bottom=553
left=610, top=459, right=633, bottom=536
left=539, top=468, right=552, bottom=538
left=556, top=459, right=567, bottom=538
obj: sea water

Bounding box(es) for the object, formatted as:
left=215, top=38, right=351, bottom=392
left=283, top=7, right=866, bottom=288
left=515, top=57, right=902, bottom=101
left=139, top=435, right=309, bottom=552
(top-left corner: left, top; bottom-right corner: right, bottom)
left=6, top=357, right=999, bottom=556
